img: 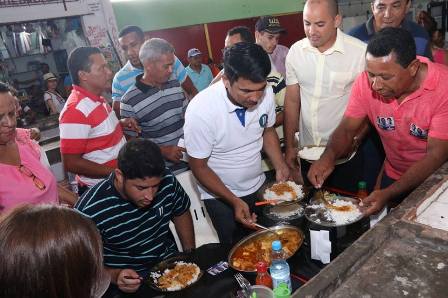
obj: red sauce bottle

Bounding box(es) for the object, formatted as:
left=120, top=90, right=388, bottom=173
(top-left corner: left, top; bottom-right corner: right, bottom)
left=256, top=261, right=273, bottom=289
left=357, top=181, right=368, bottom=199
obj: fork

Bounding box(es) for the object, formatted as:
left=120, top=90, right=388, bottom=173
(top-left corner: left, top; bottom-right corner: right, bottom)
left=315, top=188, right=328, bottom=205
left=235, top=273, right=252, bottom=297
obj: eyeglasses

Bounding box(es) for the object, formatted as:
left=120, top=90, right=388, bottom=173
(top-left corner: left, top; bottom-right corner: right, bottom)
left=18, top=164, right=46, bottom=191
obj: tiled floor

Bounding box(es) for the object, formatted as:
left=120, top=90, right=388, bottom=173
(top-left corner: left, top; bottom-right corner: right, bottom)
left=416, top=181, right=448, bottom=231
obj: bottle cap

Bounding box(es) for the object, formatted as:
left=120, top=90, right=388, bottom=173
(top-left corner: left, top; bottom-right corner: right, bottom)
left=358, top=181, right=367, bottom=189
left=272, top=240, right=282, bottom=251
left=256, top=261, right=268, bottom=273
left=273, top=282, right=291, bottom=298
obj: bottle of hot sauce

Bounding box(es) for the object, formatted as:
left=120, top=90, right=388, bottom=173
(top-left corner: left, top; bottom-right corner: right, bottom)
left=256, top=261, right=273, bottom=289
left=357, top=181, right=368, bottom=199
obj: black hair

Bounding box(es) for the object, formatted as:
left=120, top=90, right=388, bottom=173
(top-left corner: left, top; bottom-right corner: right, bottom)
left=226, top=26, right=255, bottom=43
left=0, top=81, right=10, bottom=93
left=67, top=47, right=102, bottom=85
left=367, top=27, right=416, bottom=68
left=119, top=25, right=145, bottom=40
left=117, top=139, right=165, bottom=180
left=224, top=42, right=271, bottom=85
left=418, top=11, right=437, bottom=34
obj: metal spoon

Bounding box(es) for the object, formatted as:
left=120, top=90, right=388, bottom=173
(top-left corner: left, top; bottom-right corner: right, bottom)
left=252, top=223, right=280, bottom=239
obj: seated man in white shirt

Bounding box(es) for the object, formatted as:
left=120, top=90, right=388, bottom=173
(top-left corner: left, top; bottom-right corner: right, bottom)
left=184, top=42, right=290, bottom=244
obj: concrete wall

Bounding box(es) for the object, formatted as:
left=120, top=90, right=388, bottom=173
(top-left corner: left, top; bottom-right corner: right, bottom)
left=112, top=0, right=433, bottom=32
left=112, top=0, right=305, bottom=31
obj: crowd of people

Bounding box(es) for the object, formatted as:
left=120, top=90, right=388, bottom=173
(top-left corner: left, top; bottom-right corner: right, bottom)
left=1, top=0, right=448, bottom=296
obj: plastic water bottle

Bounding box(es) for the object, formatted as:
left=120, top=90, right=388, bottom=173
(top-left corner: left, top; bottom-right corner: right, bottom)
left=270, top=240, right=292, bottom=292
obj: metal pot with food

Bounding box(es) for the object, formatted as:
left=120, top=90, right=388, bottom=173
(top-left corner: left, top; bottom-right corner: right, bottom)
left=305, top=190, right=364, bottom=227
left=228, top=225, right=304, bottom=272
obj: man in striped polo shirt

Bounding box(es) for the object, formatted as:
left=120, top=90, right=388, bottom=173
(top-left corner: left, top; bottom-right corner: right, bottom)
left=75, top=139, right=194, bottom=294
left=59, top=47, right=140, bottom=193
left=121, top=38, right=188, bottom=174
left=112, top=25, right=198, bottom=117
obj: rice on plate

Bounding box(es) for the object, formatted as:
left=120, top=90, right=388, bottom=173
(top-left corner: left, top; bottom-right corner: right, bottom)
left=305, top=194, right=363, bottom=226
left=150, top=261, right=201, bottom=291
left=263, top=181, right=304, bottom=202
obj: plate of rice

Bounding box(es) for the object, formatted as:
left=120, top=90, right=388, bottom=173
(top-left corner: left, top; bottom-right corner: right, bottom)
left=298, top=145, right=357, bottom=165
left=148, top=256, right=202, bottom=292
left=263, top=181, right=305, bottom=202
left=305, top=192, right=364, bottom=227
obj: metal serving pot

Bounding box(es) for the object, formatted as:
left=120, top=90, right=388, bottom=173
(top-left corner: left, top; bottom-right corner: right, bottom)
left=227, top=224, right=304, bottom=273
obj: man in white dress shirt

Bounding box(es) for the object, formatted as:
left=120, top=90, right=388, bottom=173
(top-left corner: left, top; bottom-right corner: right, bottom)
left=283, top=0, right=367, bottom=192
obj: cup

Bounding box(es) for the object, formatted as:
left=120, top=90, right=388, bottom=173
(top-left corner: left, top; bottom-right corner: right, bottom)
left=250, top=285, right=274, bottom=298
left=273, top=283, right=291, bottom=298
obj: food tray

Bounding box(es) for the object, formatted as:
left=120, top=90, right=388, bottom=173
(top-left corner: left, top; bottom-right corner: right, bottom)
left=305, top=193, right=364, bottom=227
left=227, top=225, right=304, bottom=272
left=147, top=254, right=203, bottom=292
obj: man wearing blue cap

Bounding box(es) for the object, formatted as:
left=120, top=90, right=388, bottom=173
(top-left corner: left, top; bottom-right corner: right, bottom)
left=185, top=48, right=213, bottom=92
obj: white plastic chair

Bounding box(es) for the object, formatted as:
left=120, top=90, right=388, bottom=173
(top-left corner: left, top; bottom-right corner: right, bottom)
left=170, top=170, right=219, bottom=250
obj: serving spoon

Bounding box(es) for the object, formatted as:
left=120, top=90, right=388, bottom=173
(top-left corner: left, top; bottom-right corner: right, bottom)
left=252, top=223, right=281, bottom=239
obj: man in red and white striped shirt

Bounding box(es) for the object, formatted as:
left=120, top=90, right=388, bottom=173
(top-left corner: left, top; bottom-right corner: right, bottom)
left=60, top=47, right=140, bottom=190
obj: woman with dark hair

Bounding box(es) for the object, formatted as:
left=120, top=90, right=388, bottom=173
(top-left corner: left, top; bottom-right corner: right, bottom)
left=0, top=204, right=110, bottom=298
left=0, top=81, right=76, bottom=213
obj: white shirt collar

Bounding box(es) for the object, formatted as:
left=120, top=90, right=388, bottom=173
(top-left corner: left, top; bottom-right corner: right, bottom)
left=301, top=29, right=345, bottom=55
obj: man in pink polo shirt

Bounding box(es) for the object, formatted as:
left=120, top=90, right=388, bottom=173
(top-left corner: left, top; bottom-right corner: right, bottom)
left=308, top=27, right=448, bottom=216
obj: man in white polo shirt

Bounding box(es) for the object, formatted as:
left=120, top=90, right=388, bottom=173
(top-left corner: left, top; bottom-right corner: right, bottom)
left=184, top=43, right=290, bottom=244
left=283, top=0, right=369, bottom=192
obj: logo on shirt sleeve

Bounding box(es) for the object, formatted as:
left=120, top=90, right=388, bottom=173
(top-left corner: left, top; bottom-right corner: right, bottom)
left=409, top=123, right=428, bottom=139
left=259, top=114, right=268, bottom=128
left=377, top=116, right=395, bottom=131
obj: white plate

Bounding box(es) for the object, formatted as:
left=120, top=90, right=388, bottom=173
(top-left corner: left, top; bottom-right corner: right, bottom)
left=297, top=145, right=357, bottom=165
left=148, top=256, right=203, bottom=292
